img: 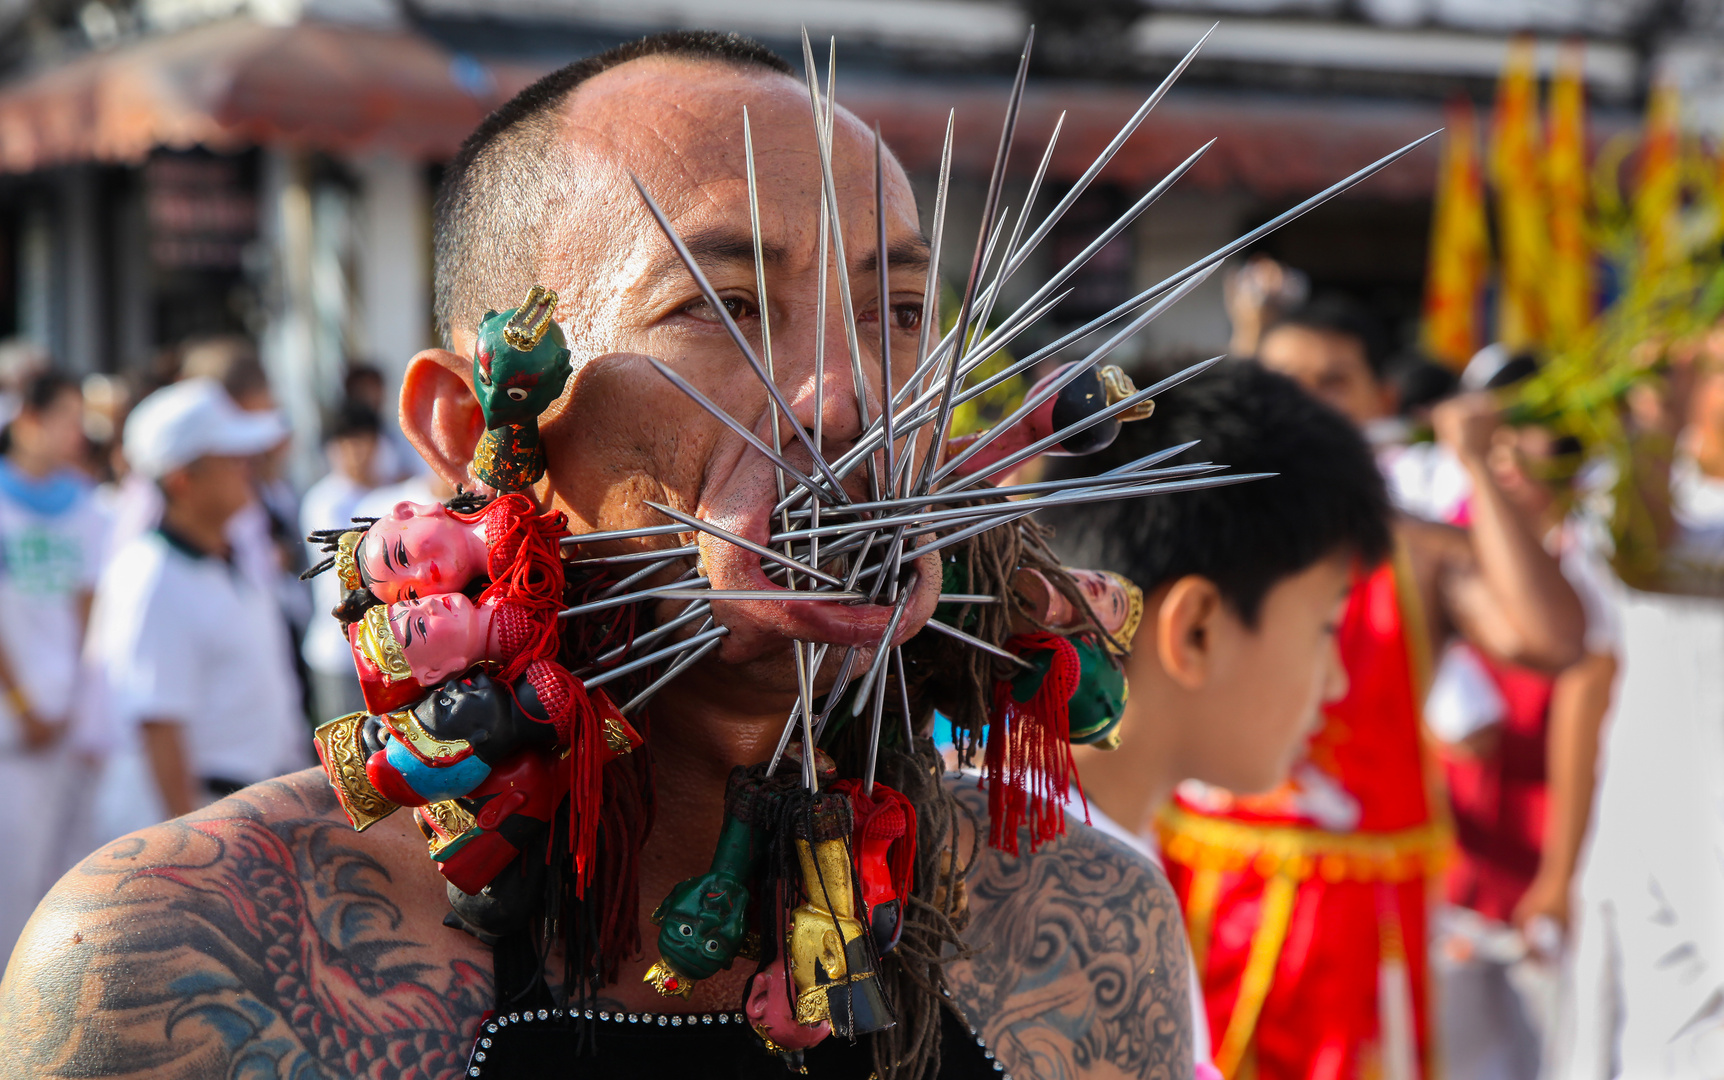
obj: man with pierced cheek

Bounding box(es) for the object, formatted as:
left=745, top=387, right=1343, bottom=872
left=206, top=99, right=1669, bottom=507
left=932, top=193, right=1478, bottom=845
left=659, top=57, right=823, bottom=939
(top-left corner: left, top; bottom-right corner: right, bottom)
left=2, top=31, right=1194, bottom=1080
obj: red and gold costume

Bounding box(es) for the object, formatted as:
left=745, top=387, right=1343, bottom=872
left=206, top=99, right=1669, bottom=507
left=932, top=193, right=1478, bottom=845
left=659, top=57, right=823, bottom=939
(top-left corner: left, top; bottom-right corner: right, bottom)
left=1158, top=555, right=1450, bottom=1080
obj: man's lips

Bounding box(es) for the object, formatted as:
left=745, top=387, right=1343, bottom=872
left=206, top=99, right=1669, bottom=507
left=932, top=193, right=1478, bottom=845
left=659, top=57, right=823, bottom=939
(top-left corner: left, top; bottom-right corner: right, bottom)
left=690, top=496, right=944, bottom=650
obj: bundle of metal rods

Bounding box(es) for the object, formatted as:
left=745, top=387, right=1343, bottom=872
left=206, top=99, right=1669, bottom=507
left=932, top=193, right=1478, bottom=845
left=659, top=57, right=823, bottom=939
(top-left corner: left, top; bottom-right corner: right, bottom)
left=552, top=26, right=1434, bottom=796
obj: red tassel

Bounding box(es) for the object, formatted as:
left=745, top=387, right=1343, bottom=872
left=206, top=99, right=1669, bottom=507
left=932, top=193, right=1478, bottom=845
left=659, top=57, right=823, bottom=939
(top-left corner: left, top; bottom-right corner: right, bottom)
left=983, top=632, right=1082, bottom=855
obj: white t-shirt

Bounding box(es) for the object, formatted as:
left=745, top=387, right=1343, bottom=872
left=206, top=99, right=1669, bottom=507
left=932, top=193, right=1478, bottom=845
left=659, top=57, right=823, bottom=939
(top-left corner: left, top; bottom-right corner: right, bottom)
left=90, top=529, right=304, bottom=787
left=0, top=462, right=104, bottom=751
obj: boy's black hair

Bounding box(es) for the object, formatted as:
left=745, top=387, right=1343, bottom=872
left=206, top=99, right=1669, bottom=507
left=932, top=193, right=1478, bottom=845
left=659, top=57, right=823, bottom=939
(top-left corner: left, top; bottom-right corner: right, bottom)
left=1262, top=293, right=1393, bottom=377
left=1037, top=359, right=1393, bottom=626
left=1384, top=351, right=1458, bottom=416
left=322, top=398, right=381, bottom=443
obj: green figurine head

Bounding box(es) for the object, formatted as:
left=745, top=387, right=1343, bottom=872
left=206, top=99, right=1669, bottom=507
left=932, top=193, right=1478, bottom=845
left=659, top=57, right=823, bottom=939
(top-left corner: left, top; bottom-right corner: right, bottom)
left=654, top=871, right=752, bottom=981
left=472, top=285, right=572, bottom=430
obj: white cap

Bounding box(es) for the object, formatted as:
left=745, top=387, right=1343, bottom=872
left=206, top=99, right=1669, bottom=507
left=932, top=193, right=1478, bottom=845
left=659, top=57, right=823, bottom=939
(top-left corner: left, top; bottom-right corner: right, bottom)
left=123, top=377, right=289, bottom=479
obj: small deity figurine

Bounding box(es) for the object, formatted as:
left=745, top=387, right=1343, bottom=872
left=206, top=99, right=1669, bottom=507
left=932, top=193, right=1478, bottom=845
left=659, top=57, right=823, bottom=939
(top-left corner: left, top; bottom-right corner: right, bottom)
left=305, top=492, right=567, bottom=615
left=943, top=362, right=1155, bottom=483
left=830, top=780, right=916, bottom=956
left=747, top=955, right=832, bottom=1070
left=786, top=792, right=894, bottom=1039
left=1012, top=566, right=1144, bottom=652
left=471, top=285, right=573, bottom=492
left=349, top=590, right=562, bottom=716
left=312, top=671, right=640, bottom=831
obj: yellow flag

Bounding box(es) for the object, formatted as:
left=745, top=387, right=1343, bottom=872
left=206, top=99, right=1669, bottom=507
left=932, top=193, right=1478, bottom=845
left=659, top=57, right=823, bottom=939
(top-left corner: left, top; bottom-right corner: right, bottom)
left=1635, top=79, right=1682, bottom=284
left=1546, top=40, right=1592, bottom=346
left=1490, top=36, right=1550, bottom=350
left=1422, top=98, right=1492, bottom=368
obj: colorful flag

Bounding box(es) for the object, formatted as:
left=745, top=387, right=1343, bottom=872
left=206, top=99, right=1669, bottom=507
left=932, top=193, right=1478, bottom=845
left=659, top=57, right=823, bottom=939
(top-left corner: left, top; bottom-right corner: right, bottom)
left=1546, top=40, right=1592, bottom=346
left=1634, top=78, right=1682, bottom=285
left=1490, top=36, right=1550, bottom=350
left=1422, top=98, right=1492, bottom=368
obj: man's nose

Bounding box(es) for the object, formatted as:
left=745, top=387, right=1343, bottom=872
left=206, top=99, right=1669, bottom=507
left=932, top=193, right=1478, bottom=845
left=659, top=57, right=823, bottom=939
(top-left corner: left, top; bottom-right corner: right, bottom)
left=772, top=318, right=877, bottom=458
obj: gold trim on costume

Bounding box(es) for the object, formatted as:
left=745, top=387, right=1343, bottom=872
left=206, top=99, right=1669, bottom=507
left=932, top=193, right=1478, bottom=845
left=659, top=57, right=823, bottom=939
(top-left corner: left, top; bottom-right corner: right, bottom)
left=313, top=712, right=397, bottom=831
left=1157, top=804, right=1451, bottom=885
left=503, top=285, right=558, bottom=351
left=1213, top=873, right=1297, bottom=1079
left=383, top=708, right=471, bottom=764
left=419, top=799, right=478, bottom=858
left=603, top=716, right=633, bottom=756
left=1183, top=866, right=1223, bottom=976
left=1098, top=364, right=1155, bottom=422
left=643, top=959, right=695, bottom=999
left=334, top=529, right=366, bottom=592
left=357, top=605, right=412, bottom=682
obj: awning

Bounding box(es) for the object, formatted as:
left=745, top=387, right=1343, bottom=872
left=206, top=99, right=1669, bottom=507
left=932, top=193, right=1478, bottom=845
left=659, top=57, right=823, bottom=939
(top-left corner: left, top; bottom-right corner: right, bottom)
left=844, top=81, right=1449, bottom=200
left=0, top=17, right=520, bottom=173
left=0, top=17, right=1448, bottom=199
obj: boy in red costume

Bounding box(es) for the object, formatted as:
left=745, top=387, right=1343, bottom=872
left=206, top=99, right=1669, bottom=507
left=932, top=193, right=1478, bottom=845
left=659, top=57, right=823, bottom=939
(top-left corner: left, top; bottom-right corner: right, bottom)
left=1099, top=295, right=1585, bottom=1080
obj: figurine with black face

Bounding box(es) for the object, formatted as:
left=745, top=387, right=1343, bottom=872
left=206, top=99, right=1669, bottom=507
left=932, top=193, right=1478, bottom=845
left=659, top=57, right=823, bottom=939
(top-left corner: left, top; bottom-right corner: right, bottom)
left=471, top=284, right=573, bottom=492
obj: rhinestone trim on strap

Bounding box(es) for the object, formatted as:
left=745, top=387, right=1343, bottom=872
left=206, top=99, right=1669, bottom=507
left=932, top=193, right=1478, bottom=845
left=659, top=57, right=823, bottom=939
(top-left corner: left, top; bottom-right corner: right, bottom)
left=467, top=1007, right=752, bottom=1076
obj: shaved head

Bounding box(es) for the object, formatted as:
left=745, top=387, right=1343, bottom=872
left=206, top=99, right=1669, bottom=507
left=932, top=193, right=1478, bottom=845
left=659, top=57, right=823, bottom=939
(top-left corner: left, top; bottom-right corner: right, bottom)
left=432, top=31, right=794, bottom=347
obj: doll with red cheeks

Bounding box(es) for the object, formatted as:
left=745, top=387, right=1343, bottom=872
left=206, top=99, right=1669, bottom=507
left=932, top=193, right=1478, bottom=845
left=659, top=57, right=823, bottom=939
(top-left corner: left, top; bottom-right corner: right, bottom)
left=356, top=494, right=566, bottom=606
left=358, top=502, right=492, bottom=603
left=387, top=593, right=503, bottom=685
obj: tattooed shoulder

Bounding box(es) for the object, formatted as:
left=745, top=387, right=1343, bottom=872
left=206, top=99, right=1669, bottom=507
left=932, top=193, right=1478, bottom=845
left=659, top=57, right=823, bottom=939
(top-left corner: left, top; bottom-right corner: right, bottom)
left=0, top=768, right=493, bottom=1080
left=944, top=780, right=1193, bottom=1080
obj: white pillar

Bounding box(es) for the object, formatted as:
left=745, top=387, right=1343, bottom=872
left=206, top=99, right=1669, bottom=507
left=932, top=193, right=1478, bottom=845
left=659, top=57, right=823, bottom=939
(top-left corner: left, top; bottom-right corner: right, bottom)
left=61, top=167, right=102, bottom=375
left=354, top=152, right=429, bottom=396
left=258, top=146, right=323, bottom=487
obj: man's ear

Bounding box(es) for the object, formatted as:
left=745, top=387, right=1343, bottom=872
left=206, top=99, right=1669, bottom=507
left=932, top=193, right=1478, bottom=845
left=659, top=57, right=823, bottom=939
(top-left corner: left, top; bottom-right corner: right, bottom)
left=401, top=348, right=483, bottom=490
left=1156, top=575, right=1223, bottom=691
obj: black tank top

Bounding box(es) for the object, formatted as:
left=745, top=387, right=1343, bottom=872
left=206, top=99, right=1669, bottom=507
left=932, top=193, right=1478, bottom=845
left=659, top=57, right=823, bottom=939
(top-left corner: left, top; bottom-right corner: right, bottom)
left=463, top=1002, right=1007, bottom=1078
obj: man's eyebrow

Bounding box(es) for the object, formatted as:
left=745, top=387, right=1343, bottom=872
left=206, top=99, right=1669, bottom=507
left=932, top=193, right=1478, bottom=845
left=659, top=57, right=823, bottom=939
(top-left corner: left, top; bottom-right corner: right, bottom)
left=641, top=227, right=785, bottom=290
left=856, top=235, right=932, bottom=277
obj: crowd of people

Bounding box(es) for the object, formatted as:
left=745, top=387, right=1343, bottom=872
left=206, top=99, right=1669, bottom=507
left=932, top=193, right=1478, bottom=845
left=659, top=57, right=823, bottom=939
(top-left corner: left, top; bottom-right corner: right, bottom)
left=0, top=338, right=422, bottom=956
left=0, top=275, right=1720, bottom=1079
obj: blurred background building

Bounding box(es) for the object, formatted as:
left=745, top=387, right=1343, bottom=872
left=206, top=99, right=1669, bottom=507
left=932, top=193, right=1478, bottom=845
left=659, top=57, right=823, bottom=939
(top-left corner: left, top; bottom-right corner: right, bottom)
left=0, top=0, right=1709, bottom=473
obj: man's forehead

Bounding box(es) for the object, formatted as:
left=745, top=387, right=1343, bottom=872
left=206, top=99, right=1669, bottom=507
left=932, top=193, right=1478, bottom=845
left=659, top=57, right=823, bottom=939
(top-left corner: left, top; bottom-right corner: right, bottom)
left=558, top=55, right=846, bottom=191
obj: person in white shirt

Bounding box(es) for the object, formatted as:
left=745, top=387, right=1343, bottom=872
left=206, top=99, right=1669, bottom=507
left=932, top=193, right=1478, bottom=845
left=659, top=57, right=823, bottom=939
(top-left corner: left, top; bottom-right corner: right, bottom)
left=0, top=370, right=105, bottom=957
left=298, top=400, right=382, bottom=722
left=87, top=378, right=305, bottom=841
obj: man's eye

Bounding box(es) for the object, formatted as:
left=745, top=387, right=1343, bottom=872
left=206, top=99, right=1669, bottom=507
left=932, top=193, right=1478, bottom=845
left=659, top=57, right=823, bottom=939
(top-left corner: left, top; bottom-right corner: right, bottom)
left=891, top=303, right=923, bottom=332
left=682, top=296, right=757, bottom=323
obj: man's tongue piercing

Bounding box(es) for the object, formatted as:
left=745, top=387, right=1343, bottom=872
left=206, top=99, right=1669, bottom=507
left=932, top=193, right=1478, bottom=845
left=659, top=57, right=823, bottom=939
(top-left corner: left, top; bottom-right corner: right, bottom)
left=921, top=618, right=1033, bottom=671
left=644, top=501, right=848, bottom=589
left=851, top=577, right=919, bottom=721
left=596, top=557, right=697, bottom=601
left=558, top=522, right=685, bottom=549
left=644, top=357, right=844, bottom=505
left=861, top=575, right=921, bottom=795
left=566, top=544, right=699, bottom=568
left=585, top=600, right=712, bottom=668
left=585, top=622, right=729, bottom=690
left=559, top=574, right=710, bottom=618
left=798, top=29, right=879, bottom=506
left=619, top=631, right=727, bottom=716
left=632, top=174, right=853, bottom=505
left=656, top=588, right=863, bottom=601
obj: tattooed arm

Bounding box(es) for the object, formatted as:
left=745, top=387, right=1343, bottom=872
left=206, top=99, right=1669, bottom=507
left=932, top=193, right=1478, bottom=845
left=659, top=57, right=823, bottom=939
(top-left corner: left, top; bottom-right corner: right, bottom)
left=945, top=783, right=1194, bottom=1080
left=0, top=769, right=494, bottom=1080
